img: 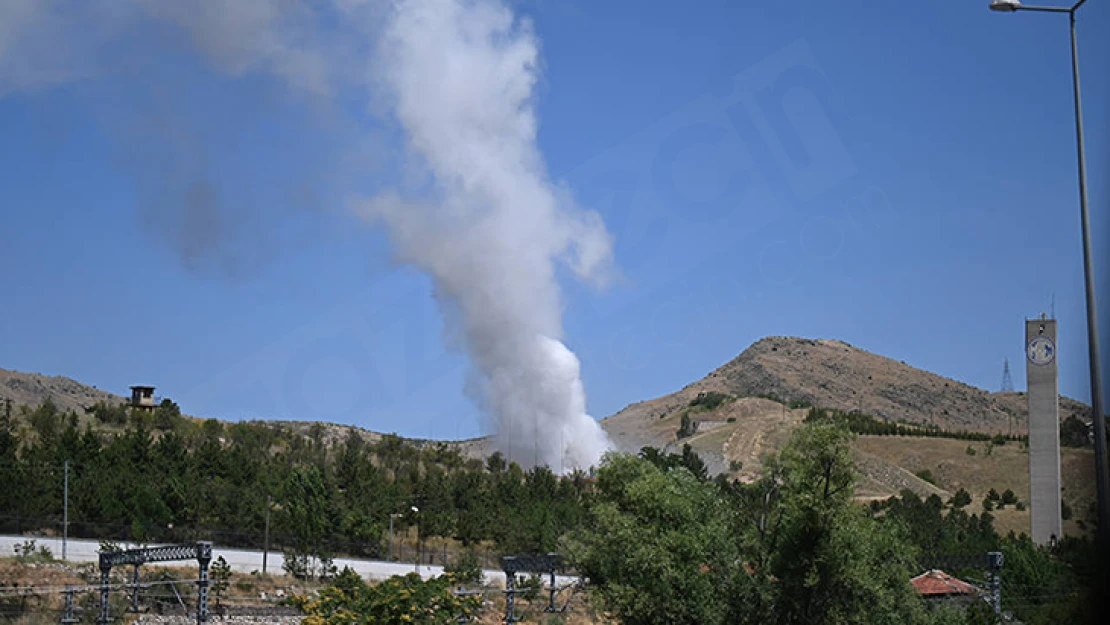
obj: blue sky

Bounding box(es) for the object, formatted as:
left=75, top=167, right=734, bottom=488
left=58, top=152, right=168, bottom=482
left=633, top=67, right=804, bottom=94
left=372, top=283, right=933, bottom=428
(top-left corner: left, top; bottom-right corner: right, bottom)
left=1, top=0, right=1107, bottom=439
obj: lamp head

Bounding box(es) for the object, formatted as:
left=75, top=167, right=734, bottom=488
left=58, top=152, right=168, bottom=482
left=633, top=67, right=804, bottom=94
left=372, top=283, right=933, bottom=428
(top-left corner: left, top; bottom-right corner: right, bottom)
left=990, top=0, right=1021, bottom=11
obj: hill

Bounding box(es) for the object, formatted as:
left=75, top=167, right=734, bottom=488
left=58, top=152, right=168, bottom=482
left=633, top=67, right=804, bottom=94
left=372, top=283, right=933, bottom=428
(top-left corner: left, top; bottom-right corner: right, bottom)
left=0, top=367, right=123, bottom=416
left=602, top=336, right=1091, bottom=441
left=599, top=336, right=1098, bottom=536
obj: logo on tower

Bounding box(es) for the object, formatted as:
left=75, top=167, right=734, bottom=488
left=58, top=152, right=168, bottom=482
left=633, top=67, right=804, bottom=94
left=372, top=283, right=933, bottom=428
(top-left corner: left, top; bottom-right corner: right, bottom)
left=1027, top=336, right=1056, bottom=366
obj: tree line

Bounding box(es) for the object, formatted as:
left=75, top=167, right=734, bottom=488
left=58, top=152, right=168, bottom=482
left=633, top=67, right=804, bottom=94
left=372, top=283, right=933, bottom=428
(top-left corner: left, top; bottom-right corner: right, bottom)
left=804, top=406, right=1030, bottom=444
left=0, top=399, right=592, bottom=575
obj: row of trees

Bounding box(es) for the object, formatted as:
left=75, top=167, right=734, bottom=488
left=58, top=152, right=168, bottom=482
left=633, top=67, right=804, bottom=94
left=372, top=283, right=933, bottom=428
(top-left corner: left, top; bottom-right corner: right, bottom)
left=1, top=400, right=594, bottom=574
left=804, top=407, right=1029, bottom=443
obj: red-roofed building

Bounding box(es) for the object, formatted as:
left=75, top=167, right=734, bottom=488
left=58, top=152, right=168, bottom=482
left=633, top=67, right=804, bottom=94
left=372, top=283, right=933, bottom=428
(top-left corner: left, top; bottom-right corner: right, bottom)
left=911, top=569, right=979, bottom=599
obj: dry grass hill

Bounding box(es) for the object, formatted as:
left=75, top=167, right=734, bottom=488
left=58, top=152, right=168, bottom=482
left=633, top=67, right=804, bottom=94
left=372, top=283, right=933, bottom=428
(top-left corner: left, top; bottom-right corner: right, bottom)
left=599, top=336, right=1098, bottom=536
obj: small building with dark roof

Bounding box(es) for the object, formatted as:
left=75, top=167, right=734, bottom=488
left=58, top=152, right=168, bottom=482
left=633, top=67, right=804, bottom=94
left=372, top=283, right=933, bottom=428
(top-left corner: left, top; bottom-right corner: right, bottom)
left=129, top=386, right=156, bottom=410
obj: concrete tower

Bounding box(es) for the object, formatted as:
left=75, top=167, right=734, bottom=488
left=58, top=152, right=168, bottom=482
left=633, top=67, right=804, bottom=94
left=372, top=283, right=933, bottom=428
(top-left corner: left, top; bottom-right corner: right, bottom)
left=1025, top=316, right=1062, bottom=545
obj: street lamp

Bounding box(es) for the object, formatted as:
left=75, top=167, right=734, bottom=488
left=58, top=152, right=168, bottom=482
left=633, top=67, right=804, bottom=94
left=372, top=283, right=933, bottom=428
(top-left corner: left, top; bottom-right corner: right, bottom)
left=388, top=513, right=403, bottom=562
left=410, top=506, right=421, bottom=573
left=988, top=0, right=1109, bottom=547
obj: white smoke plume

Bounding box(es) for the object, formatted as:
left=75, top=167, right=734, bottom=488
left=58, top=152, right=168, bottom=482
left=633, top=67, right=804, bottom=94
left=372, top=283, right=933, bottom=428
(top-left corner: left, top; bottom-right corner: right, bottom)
left=0, top=0, right=614, bottom=471
left=359, top=0, right=615, bottom=472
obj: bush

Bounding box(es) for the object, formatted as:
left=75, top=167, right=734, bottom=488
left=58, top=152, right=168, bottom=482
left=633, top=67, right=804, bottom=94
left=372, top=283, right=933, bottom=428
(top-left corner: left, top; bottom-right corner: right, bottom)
left=915, top=469, right=937, bottom=486
left=1001, top=489, right=1017, bottom=506
left=991, top=433, right=1007, bottom=446
left=1015, top=501, right=1026, bottom=511
left=966, top=445, right=977, bottom=456
left=951, top=488, right=972, bottom=508
left=983, top=499, right=994, bottom=512
left=726, top=417, right=736, bottom=423
left=292, top=572, right=481, bottom=624
left=13, top=539, right=54, bottom=563
left=689, top=392, right=734, bottom=411
left=676, top=413, right=698, bottom=439
left=1061, top=500, right=1072, bottom=520
left=444, top=549, right=484, bottom=585
left=987, top=488, right=1001, bottom=502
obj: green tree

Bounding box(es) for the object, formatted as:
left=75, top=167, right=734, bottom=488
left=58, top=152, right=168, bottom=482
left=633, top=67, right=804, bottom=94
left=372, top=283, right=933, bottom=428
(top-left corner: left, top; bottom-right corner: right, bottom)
left=951, top=488, right=972, bottom=508
left=154, top=399, right=183, bottom=431
left=210, top=556, right=231, bottom=608
left=566, top=453, right=739, bottom=625
left=676, top=412, right=697, bottom=439
left=770, top=423, right=930, bottom=625
left=280, top=465, right=334, bottom=579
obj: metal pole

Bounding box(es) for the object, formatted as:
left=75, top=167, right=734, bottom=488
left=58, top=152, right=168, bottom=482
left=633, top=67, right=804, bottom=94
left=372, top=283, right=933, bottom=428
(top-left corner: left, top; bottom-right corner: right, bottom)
left=262, top=495, right=271, bottom=574
left=1067, top=4, right=1110, bottom=549
left=130, top=564, right=140, bottom=613
left=63, top=460, right=68, bottom=561
left=988, top=551, right=1004, bottom=616
left=196, top=542, right=212, bottom=625
left=61, top=584, right=78, bottom=624
left=97, top=564, right=111, bottom=625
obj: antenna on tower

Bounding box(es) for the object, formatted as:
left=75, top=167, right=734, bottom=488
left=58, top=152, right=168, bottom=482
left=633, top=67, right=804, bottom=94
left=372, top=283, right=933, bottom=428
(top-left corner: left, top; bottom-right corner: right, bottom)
left=1001, top=358, right=1014, bottom=393
left=1051, top=293, right=1055, bottom=319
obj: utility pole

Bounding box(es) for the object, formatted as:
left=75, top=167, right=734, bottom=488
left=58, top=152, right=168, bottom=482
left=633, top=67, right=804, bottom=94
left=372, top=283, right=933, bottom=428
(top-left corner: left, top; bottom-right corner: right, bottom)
left=389, top=513, right=402, bottom=562
left=262, top=495, right=271, bottom=574
left=988, top=0, right=1109, bottom=548
left=63, top=460, right=69, bottom=561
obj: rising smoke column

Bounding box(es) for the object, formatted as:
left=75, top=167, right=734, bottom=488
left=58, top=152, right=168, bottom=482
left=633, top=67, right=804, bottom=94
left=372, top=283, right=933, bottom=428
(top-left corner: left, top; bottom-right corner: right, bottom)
left=359, top=0, right=614, bottom=471
left=0, top=0, right=614, bottom=471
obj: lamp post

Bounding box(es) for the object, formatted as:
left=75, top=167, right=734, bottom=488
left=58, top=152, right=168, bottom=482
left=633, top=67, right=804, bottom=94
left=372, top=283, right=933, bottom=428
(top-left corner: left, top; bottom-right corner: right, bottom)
left=388, top=513, right=402, bottom=562
left=989, top=0, right=1108, bottom=546
left=410, top=506, right=421, bottom=573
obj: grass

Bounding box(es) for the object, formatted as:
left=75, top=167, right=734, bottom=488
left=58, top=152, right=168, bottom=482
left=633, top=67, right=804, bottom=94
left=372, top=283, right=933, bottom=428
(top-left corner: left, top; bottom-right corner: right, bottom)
left=852, top=435, right=1096, bottom=538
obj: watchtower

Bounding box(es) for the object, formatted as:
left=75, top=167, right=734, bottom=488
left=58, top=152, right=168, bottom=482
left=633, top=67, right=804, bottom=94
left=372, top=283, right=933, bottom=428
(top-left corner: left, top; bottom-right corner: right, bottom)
left=130, top=386, right=156, bottom=410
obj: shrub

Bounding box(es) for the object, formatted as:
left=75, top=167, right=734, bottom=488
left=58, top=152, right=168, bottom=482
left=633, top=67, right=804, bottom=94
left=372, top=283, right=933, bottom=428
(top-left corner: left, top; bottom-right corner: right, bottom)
left=1015, top=501, right=1026, bottom=511
left=991, top=433, right=1007, bottom=446
left=292, top=572, right=481, bottom=624
left=676, top=413, right=698, bottom=439
left=983, top=499, right=994, bottom=512
left=688, top=392, right=734, bottom=411
left=444, top=549, right=484, bottom=585
left=1001, top=489, right=1017, bottom=506
left=726, top=417, right=736, bottom=423
left=987, top=488, right=1001, bottom=502
left=966, top=445, right=977, bottom=456
left=1061, top=500, right=1072, bottom=520
left=14, top=539, right=54, bottom=563
left=951, top=488, right=972, bottom=508
left=915, top=469, right=937, bottom=486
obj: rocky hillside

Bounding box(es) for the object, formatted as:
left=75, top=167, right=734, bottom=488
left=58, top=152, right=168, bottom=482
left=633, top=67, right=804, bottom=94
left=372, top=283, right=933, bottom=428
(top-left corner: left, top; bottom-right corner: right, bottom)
left=599, top=336, right=1097, bottom=535
left=0, top=367, right=123, bottom=415
left=603, top=336, right=1091, bottom=438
